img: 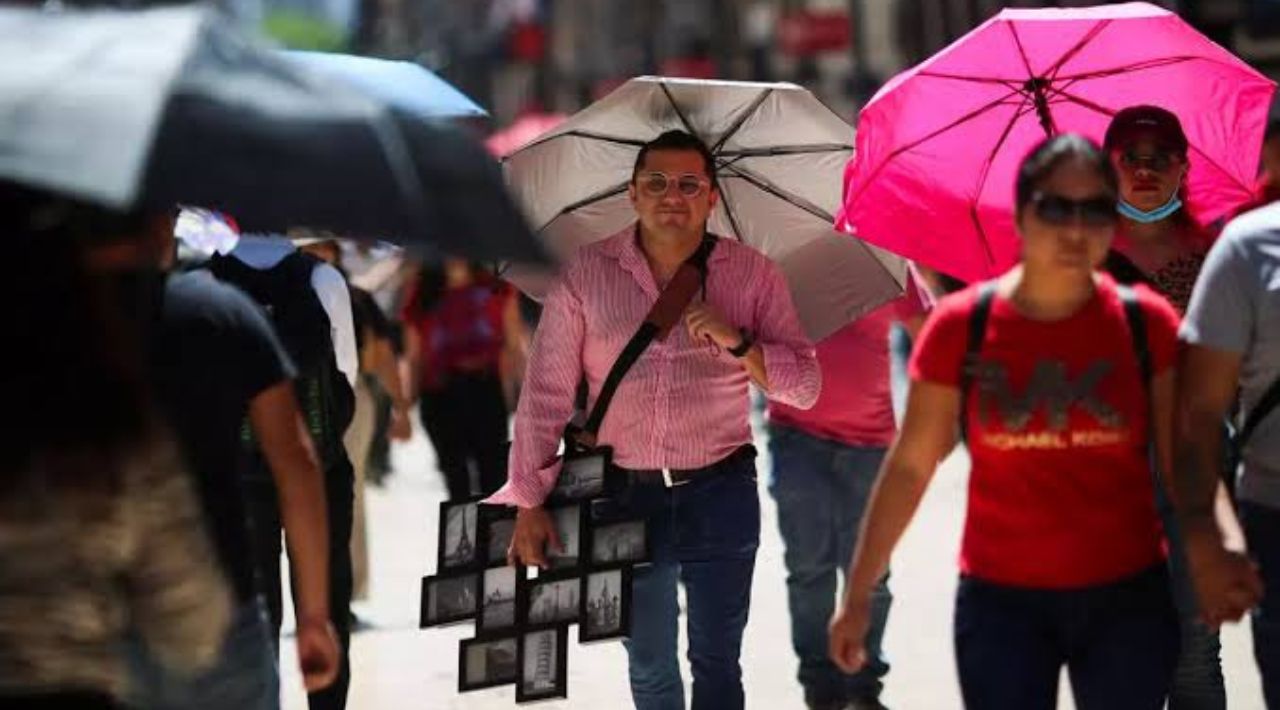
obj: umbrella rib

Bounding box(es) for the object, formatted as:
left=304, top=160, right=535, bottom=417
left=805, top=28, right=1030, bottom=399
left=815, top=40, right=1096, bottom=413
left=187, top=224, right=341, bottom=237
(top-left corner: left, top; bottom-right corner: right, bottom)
left=719, top=192, right=749, bottom=243
left=533, top=182, right=630, bottom=235
left=660, top=82, right=701, bottom=140
left=710, top=87, right=775, bottom=154
left=717, top=144, right=852, bottom=158
left=1006, top=21, right=1037, bottom=79
left=968, top=97, right=1037, bottom=272
left=721, top=165, right=835, bottom=223
left=513, top=129, right=649, bottom=157
left=1046, top=20, right=1112, bottom=80
left=1051, top=56, right=1199, bottom=83
left=1050, top=88, right=1256, bottom=196
left=917, top=71, right=1021, bottom=87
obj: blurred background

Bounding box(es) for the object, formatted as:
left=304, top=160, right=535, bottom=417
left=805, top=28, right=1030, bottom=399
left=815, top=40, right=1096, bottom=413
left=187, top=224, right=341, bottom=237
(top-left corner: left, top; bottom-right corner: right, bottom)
left=175, top=0, right=1280, bottom=131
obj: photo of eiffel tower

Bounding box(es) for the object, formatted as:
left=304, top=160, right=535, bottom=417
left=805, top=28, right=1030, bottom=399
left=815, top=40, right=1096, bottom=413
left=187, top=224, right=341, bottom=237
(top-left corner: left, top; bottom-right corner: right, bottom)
left=444, top=503, right=476, bottom=568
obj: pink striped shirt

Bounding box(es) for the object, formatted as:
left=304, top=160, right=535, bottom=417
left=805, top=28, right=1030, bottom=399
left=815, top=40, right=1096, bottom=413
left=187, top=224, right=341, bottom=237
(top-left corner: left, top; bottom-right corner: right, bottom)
left=486, top=226, right=820, bottom=508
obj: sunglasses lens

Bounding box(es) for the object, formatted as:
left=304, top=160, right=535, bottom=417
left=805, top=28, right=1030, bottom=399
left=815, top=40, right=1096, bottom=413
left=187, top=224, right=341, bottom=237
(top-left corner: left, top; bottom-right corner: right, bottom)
left=642, top=173, right=669, bottom=196
left=1036, top=196, right=1073, bottom=225
left=677, top=176, right=704, bottom=197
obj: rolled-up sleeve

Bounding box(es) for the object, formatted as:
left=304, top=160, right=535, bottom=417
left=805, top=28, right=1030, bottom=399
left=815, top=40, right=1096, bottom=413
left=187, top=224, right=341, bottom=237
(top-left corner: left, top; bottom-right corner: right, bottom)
left=753, top=261, right=820, bottom=409
left=484, top=264, right=585, bottom=508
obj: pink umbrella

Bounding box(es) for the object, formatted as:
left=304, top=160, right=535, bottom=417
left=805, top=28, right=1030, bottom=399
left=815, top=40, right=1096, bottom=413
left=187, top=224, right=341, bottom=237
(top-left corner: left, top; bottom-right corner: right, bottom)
left=485, top=112, right=567, bottom=158
left=836, top=2, right=1276, bottom=283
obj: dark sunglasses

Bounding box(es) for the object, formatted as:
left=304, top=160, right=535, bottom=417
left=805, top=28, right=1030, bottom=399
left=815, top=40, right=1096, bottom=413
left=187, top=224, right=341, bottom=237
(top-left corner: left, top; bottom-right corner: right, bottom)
left=638, top=171, right=710, bottom=198
left=1030, top=192, right=1117, bottom=227
left=1118, top=149, right=1182, bottom=172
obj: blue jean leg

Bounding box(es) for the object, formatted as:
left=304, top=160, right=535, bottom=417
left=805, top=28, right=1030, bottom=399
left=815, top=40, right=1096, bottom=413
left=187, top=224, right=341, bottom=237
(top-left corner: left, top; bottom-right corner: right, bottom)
left=127, top=597, right=280, bottom=710
left=1240, top=501, right=1280, bottom=709
left=627, top=561, right=685, bottom=710
left=683, top=555, right=757, bottom=710
left=769, top=426, right=890, bottom=703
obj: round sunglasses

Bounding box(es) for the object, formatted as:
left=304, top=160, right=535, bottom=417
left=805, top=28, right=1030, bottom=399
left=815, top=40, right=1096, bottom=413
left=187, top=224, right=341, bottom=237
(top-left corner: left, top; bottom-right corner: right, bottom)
left=1117, top=149, right=1183, bottom=172
left=1030, top=191, right=1117, bottom=227
left=637, top=171, right=711, bottom=198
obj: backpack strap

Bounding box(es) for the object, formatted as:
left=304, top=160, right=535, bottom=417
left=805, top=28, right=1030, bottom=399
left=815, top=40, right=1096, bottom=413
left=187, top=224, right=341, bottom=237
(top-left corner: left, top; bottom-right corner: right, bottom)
left=572, top=234, right=717, bottom=448
left=1117, top=284, right=1152, bottom=389
left=1239, top=378, right=1280, bottom=450
left=959, top=282, right=997, bottom=443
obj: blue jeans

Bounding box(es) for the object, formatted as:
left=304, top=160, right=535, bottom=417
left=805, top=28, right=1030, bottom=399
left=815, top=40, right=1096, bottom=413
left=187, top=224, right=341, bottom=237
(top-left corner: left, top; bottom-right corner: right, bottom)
left=954, top=565, right=1179, bottom=710
left=1240, top=501, right=1280, bottom=708
left=619, top=450, right=761, bottom=710
left=127, top=597, right=280, bottom=710
left=767, top=424, right=891, bottom=704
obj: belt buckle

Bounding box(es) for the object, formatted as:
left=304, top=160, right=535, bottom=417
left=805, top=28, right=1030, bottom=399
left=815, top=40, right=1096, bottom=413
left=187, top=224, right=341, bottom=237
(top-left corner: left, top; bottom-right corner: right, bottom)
left=661, top=468, right=689, bottom=488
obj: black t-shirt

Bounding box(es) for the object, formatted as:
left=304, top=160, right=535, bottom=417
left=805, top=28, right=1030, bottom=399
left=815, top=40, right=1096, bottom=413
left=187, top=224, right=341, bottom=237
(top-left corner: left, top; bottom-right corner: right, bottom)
left=142, top=270, right=295, bottom=602
left=349, top=284, right=392, bottom=354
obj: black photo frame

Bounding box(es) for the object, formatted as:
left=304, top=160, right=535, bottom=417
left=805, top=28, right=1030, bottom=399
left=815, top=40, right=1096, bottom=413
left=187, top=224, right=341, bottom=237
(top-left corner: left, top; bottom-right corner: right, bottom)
left=587, top=518, right=650, bottom=569
left=480, top=505, right=517, bottom=568
left=548, top=446, right=614, bottom=502
left=544, top=503, right=584, bottom=574
left=420, top=572, right=479, bottom=628
left=437, top=498, right=483, bottom=572
left=458, top=634, right=519, bottom=692
left=523, top=573, right=581, bottom=626
left=579, top=567, right=633, bottom=643
left=516, top=625, right=569, bottom=703
left=477, top=565, right=522, bottom=637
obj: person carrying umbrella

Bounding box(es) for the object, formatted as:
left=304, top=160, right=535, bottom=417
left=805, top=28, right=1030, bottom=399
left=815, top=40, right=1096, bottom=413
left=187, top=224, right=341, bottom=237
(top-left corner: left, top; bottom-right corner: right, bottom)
left=493, top=130, right=819, bottom=710
left=830, top=135, right=1187, bottom=708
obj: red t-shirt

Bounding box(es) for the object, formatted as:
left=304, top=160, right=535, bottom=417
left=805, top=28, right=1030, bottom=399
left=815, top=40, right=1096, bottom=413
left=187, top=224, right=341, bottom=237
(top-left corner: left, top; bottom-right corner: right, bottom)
left=909, top=275, right=1179, bottom=589
left=402, top=279, right=513, bottom=391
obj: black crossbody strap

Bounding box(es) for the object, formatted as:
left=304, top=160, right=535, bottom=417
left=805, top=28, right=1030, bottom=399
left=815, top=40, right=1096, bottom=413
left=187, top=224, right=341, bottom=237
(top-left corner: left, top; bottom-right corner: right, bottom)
left=1118, top=284, right=1152, bottom=387
left=959, top=282, right=997, bottom=443
left=1240, top=378, right=1280, bottom=449
left=574, top=235, right=717, bottom=447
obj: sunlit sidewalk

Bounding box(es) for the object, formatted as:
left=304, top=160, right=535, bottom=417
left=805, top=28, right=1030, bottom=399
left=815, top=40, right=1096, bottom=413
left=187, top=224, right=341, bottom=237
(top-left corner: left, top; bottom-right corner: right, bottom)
left=281, top=417, right=1263, bottom=709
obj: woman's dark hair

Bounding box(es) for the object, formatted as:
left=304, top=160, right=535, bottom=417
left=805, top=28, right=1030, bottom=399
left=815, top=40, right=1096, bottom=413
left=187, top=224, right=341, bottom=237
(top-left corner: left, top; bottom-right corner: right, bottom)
left=411, top=260, right=491, bottom=313
left=0, top=181, right=152, bottom=498
left=632, top=130, right=718, bottom=187
left=1015, top=134, right=1118, bottom=216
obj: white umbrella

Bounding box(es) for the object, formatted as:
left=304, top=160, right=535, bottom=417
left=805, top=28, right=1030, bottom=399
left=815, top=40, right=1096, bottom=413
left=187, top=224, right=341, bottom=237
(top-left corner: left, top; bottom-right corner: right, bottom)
left=500, top=76, right=907, bottom=341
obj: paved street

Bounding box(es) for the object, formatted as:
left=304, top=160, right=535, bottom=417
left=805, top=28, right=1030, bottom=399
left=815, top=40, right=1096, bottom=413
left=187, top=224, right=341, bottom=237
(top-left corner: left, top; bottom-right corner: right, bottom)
left=281, top=413, right=1265, bottom=709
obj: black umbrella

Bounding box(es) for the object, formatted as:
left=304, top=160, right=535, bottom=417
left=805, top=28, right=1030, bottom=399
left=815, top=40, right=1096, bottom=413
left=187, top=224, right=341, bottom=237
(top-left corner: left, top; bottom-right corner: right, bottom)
left=0, top=5, right=544, bottom=264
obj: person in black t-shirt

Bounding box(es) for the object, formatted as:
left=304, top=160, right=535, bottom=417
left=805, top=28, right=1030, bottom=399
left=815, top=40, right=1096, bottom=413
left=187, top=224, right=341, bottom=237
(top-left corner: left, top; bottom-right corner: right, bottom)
left=37, top=196, right=344, bottom=709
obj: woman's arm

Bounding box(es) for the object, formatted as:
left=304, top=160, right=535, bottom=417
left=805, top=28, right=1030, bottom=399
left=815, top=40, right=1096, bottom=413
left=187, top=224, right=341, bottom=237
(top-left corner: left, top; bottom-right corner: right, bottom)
left=829, top=378, right=960, bottom=671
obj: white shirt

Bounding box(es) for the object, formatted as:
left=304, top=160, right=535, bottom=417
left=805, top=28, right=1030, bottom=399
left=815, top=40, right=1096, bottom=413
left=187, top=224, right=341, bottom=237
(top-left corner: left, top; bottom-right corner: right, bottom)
left=229, top=235, right=359, bottom=388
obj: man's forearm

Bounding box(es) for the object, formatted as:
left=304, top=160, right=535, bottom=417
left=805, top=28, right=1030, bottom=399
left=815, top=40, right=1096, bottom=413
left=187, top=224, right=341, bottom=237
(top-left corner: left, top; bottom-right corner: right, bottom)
left=1174, top=410, right=1227, bottom=538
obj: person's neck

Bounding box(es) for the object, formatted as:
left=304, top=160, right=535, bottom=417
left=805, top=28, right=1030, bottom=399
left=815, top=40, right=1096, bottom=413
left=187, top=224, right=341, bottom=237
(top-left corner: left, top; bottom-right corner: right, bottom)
left=1007, top=264, right=1096, bottom=321
left=1122, top=217, right=1177, bottom=246
left=636, top=224, right=703, bottom=284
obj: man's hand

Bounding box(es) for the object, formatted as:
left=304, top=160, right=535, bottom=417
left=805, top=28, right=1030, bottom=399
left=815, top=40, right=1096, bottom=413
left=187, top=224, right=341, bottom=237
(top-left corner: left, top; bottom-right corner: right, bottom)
left=389, top=406, right=412, bottom=442
left=1186, top=528, right=1264, bottom=627
left=508, top=506, right=562, bottom=569
left=829, top=596, right=872, bottom=674
left=295, top=617, right=341, bottom=692
left=685, top=303, right=740, bottom=350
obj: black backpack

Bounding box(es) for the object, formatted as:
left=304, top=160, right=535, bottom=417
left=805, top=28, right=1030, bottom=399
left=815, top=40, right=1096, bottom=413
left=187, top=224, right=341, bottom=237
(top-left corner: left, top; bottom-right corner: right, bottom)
left=207, top=251, right=354, bottom=469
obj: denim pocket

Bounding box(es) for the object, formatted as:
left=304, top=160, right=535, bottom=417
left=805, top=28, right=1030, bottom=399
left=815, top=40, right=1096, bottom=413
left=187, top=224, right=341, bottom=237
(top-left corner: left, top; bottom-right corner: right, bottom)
left=674, top=463, right=761, bottom=560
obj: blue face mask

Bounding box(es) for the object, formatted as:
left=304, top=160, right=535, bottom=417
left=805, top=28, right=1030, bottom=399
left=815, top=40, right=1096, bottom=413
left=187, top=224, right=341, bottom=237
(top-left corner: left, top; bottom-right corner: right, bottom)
left=1117, top=192, right=1182, bottom=223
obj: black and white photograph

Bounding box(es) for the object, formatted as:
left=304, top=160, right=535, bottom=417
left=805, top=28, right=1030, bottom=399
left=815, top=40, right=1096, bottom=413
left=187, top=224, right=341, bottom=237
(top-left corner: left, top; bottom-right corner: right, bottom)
left=516, top=626, right=568, bottom=703
left=419, top=573, right=478, bottom=627
left=526, top=577, right=580, bottom=625
left=590, top=519, right=649, bottom=567
left=581, top=568, right=632, bottom=642
left=479, top=566, right=519, bottom=634
left=484, top=515, right=516, bottom=568
left=458, top=636, right=518, bottom=692
left=550, top=448, right=611, bottom=501
left=547, top=504, right=581, bottom=571
left=437, top=499, right=480, bottom=571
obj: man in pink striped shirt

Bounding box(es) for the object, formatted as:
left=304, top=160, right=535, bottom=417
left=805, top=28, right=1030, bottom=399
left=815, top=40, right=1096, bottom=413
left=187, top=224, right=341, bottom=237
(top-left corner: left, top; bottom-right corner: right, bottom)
left=488, top=130, right=819, bottom=709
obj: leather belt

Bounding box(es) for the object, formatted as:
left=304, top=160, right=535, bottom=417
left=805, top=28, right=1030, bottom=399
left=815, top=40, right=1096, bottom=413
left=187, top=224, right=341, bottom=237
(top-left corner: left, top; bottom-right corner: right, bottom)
left=618, top=445, right=756, bottom=488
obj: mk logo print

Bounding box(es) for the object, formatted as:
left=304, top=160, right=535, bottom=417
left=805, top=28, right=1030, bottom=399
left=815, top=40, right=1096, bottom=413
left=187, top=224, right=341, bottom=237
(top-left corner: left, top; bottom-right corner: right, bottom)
left=969, top=358, right=1123, bottom=432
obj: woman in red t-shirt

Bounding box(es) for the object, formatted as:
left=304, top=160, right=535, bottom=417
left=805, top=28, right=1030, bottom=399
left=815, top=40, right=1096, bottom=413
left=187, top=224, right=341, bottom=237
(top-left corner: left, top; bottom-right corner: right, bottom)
left=830, top=135, right=1182, bottom=708
left=401, top=259, right=527, bottom=500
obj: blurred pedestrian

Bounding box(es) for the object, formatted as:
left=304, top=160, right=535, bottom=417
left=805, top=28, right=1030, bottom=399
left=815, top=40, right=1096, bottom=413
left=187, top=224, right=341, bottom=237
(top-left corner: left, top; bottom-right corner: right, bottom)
left=1099, top=104, right=1229, bottom=709
left=208, top=232, right=357, bottom=710
left=298, top=236, right=412, bottom=607
left=0, top=190, right=231, bottom=708
left=766, top=269, right=932, bottom=710
left=830, top=135, right=1182, bottom=709
left=1176, top=202, right=1280, bottom=705
left=496, top=130, right=819, bottom=710
left=401, top=259, right=526, bottom=500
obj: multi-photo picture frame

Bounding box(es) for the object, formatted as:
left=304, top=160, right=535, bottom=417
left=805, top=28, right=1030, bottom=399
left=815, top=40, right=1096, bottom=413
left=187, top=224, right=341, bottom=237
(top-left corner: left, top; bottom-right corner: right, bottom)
left=421, top=452, right=650, bottom=704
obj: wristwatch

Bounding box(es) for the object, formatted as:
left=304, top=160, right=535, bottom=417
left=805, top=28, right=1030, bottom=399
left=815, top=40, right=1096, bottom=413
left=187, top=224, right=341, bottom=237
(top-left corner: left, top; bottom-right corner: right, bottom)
left=728, top=328, right=754, bottom=358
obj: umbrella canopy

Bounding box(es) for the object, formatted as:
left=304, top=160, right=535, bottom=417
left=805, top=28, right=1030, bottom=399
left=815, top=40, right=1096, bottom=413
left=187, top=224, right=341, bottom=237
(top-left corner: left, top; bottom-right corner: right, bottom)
left=837, top=1, right=1276, bottom=283
left=0, top=5, right=543, bottom=264
left=282, top=51, right=488, bottom=119
left=502, top=76, right=907, bottom=342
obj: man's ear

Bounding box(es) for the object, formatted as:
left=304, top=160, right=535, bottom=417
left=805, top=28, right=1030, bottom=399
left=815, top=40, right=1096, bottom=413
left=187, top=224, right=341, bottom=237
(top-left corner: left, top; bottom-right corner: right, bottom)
left=628, top=181, right=638, bottom=208
left=707, top=185, right=720, bottom=210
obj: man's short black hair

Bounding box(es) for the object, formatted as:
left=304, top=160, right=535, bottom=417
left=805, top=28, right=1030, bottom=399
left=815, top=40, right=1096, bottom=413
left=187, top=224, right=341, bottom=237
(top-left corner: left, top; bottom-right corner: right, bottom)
left=632, top=130, right=717, bottom=187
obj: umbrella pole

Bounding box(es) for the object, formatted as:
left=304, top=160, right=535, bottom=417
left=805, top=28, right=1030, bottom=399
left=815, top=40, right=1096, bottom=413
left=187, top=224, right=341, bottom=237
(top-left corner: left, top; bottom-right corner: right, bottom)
left=1025, top=78, right=1057, bottom=138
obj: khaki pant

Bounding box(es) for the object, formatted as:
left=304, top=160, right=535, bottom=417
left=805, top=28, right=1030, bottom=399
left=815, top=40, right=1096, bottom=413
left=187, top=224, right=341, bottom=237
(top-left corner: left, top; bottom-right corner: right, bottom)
left=343, top=379, right=377, bottom=601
